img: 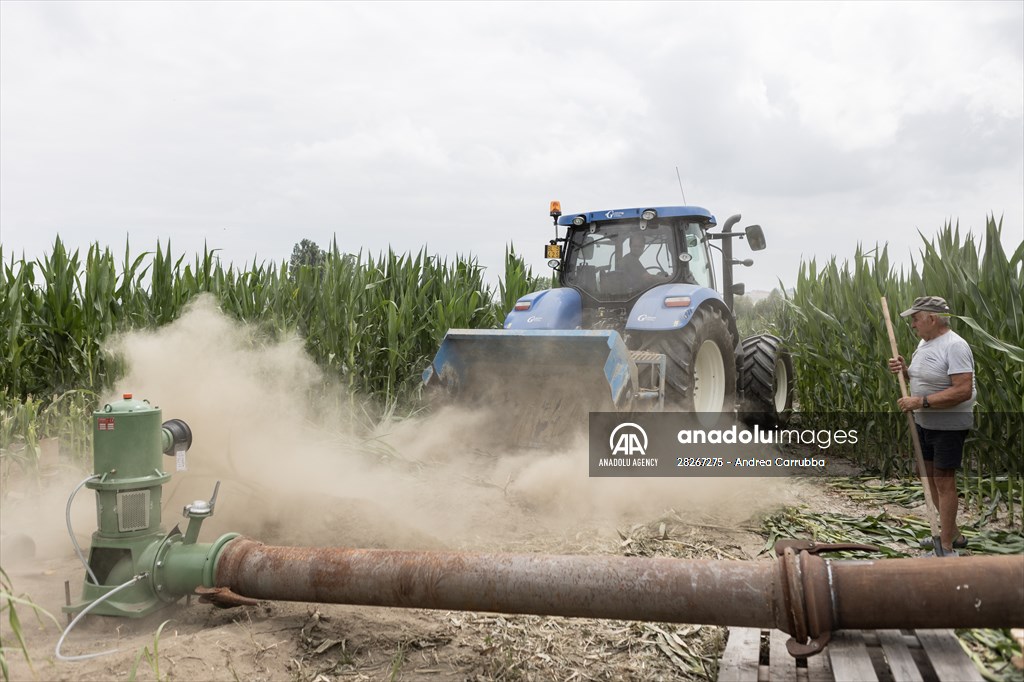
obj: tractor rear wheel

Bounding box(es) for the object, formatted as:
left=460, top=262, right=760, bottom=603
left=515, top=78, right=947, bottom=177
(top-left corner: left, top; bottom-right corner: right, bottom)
left=739, top=334, right=795, bottom=428
left=638, top=306, right=737, bottom=413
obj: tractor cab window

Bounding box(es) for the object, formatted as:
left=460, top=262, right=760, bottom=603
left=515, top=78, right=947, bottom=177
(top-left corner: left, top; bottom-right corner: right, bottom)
left=564, top=220, right=676, bottom=300
left=680, top=222, right=713, bottom=289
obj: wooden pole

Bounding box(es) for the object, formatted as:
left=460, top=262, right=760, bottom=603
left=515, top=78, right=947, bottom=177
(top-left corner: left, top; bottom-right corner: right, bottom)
left=881, top=296, right=944, bottom=555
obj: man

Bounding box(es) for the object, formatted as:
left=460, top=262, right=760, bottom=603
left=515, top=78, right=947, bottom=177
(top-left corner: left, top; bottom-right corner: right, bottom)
left=618, top=233, right=673, bottom=287
left=617, top=233, right=650, bottom=282
left=888, top=296, right=976, bottom=556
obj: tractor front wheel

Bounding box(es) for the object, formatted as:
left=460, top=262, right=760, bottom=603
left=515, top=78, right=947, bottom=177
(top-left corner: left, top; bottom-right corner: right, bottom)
left=639, top=306, right=737, bottom=413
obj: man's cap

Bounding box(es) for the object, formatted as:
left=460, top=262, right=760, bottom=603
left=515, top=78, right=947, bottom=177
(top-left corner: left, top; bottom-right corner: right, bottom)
left=900, top=295, right=951, bottom=317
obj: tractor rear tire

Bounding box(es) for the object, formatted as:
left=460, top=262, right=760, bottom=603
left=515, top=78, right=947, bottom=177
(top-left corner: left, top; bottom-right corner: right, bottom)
left=638, top=306, right=737, bottom=414
left=739, top=334, right=795, bottom=428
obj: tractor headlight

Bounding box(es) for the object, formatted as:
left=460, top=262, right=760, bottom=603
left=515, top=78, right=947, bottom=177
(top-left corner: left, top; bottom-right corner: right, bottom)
left=572, top=215, right=586, bottom=226
left=641, top=209, right=657, bottom=221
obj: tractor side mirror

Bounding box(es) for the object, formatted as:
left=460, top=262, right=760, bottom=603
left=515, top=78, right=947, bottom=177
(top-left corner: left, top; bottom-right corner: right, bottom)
left=745, top=225, right=766, bottom=251
left=731, top=283, right=746, bottom=296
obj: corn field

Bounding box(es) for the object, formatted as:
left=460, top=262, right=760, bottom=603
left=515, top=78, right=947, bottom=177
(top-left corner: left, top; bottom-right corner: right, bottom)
left=1, top=238, right=550, bottom=401
left=0, top=237, right=551, bottom=466
left=776, top=216, right=1023, bottom=513
left=2, top=221, right=1021, bottom=495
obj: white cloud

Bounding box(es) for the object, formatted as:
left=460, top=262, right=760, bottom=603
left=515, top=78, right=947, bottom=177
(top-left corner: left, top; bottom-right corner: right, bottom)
left=1, top=1, right=1020, bottom=294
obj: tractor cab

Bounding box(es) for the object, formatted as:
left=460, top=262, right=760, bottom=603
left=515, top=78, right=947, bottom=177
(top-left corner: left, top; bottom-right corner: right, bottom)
left=547, top=205, right=719, bottom=330
left=560, top=216, right=715, bottom=300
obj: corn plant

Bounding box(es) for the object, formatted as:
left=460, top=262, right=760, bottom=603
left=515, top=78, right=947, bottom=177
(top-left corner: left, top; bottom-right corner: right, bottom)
left=128, top=619, right=171, bottom=682
left=0, top=390, right=41, bottom=481
left=0, top=389, right=97, bottom=482
left=0, top=567, right=60, bottom=682
left=498, top=244, right=557, bottom=316
left=734, top=288, right=788, bottom=339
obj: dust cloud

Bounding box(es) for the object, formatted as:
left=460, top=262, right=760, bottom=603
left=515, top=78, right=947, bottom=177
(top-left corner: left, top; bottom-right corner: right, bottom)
left=0, top=470, right=100, bottom=563
left=3, top=295, right=794, bottom=561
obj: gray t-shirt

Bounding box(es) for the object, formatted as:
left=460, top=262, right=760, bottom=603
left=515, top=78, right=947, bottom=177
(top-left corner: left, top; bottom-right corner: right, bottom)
left=908, top=329, right=976, bottom=430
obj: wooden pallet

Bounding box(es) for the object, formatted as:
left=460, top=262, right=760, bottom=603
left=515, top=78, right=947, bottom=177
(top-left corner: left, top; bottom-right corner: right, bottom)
left=719, top=628, right=983, bottom=682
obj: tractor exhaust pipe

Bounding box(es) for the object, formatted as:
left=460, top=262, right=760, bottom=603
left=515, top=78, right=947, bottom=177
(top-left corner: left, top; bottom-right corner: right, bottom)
left=720, top=214, right=742, bottom=311
left=214, top=537, right=1024, bottom=657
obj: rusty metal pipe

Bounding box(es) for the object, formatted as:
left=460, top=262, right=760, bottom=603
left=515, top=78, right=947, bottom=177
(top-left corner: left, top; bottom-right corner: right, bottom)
left=828, top=554, right=1023, bottom=629
left=216, top=538, right=782, bottom=627
left=215, top=538, right=1023, bottom=634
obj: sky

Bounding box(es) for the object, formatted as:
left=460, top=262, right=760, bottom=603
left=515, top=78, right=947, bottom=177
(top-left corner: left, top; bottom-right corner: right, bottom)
left=1, top=1, right=1021, bottom=293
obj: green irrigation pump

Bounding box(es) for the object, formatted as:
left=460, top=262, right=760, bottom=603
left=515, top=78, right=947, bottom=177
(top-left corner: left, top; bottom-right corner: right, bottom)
left=63, top=394, right=237, bottom=620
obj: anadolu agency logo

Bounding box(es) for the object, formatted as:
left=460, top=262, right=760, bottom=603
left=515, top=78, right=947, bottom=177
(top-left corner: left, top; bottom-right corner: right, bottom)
left=609, top=422, right=648, bottom=456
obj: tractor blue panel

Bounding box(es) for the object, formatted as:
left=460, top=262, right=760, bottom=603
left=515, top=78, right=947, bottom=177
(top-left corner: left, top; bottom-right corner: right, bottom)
left=624, top=284, right=725, bottom=331
left=422, top=329, right=635, bottom=407
left=503, top=288, right=582, bottom=330
left=558, top=206, right=716, bottom=226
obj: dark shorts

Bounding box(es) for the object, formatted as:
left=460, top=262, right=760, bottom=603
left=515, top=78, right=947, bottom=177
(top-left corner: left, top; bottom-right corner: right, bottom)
left=916, top=425, right=968, bottom=471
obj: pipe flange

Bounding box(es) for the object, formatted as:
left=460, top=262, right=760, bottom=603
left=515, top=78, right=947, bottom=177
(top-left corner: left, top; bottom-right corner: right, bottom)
left=780, top=547, right=808, bottom=644
left=777, top=547, right=838, bottom=658
left=800, top=552, right=834, bottom=641
left=202, top=533, right=243, bottom=587
left=151, top=525, right=183, bottom=603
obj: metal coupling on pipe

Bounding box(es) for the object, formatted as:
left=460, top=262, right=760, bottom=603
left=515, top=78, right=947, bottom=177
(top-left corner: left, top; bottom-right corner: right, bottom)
left=153, top=531, right=240, bottom=599
left=773, top=540, right=880, bottom=656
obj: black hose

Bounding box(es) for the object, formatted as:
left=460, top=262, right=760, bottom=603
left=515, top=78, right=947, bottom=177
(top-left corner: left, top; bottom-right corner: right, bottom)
left=162, top=418, right=192, bottom=455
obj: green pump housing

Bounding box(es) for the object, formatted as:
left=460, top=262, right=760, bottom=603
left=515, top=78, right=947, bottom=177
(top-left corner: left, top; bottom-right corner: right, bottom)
left=66, top=394, right=238, bottom=618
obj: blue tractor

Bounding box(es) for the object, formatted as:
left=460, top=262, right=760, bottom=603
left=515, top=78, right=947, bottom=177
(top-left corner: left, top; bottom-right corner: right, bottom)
left=423, top=203, right=795, bottom=434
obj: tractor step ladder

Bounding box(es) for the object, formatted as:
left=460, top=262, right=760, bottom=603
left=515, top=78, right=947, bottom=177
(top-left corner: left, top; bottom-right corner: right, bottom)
left=630, top=350, right=666, bottom=410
